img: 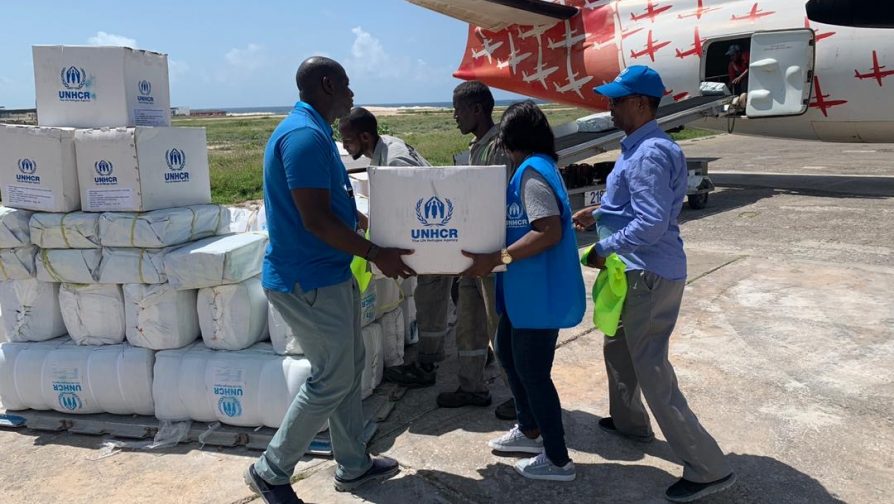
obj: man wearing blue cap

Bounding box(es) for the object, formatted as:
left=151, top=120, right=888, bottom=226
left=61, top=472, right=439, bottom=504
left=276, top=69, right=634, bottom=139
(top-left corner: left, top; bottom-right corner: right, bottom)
left=573, top=66, right=736, bottom=503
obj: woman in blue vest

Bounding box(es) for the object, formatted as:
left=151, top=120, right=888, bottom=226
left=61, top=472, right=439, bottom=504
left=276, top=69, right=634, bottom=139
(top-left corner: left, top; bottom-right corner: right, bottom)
left=462, top=100, right=585, bottom=481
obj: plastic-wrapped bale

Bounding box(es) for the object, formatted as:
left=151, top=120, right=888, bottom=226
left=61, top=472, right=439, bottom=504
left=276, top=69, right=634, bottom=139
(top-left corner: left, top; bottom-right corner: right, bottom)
left=401, top=296, right=418, bottom=345
left=36, top=248, right=101, bottom=283
left=268, top=282, right=377, bottom=356
left=0, top=207, right=33, bottom=248
left=0, top=246, right=38, bottom=281
left=59, top=283, right=126, bottom=345
left=99, top=205, right=225, bottom=248
left=164, top=233, right=266, bottom=290
left=152, top=342, right=312, bottom=428
left=98, top=247, right=170, bottom=284
left=220, top=206, right=265, bottom=234
left=198, top=277, right=268, bottom=351
left=0, top=338, right=155, bottom=415
left=0, top=279, right=66, bottom=342
left=399, top=276, right=417, bottom=299
left=29, top=212, right=100, bottom=249
left=361, top=322, right=384, bottom=399
left=374, top=277, right=402, bottom=320
left=379, top=306, right=405, bottom=368
left=123, top=284, right=200, bottom=350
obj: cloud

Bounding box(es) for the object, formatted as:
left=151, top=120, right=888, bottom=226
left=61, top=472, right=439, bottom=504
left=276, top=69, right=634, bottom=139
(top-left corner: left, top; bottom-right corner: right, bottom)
left=87, top=31, right=137, bottom=48
left=168, top=58, right=190, bottom=82
left=225, top=43, right=266, bottom=72
left=346, top=26, right=446, bottom=82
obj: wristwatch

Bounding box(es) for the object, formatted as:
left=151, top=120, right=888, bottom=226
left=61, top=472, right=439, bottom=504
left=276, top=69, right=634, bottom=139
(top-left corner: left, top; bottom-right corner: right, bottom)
left=499, top=248, right=513, bottom=265
left=365, top=243, right=381, bottom=261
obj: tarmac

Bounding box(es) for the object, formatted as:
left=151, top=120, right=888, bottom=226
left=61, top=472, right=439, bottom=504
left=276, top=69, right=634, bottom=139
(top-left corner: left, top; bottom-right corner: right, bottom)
left=2, top=134, right=893, bottom=504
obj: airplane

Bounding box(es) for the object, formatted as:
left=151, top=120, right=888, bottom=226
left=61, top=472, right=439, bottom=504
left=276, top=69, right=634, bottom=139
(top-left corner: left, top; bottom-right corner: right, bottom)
left=731, top=3, right=776, bottom=23
left=470, top=36, right=504, bottom=64
left=677, top=0, right=720, bottom=20
left=630, top=30, right=671, bottom=62
left=497, top=33, right=533, bottom=73
left=546, top=20, right=588, bottom=50
left=410, top=0, right=894, bottom=143
left=674, top=27, right=704, bottom=59
left=630, top=1, right=673, bottom=23
left=554, top=54, right=595, bottom=98
left=854, top=50, right=894, bottom=87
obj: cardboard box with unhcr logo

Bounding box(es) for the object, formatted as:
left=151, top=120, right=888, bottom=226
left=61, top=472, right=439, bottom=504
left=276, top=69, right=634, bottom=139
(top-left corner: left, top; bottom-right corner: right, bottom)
left=33, top=45, right=171, bottom=129
left=74, top=127, right=211, bottom=212
left=0, top=125, right=81, bottom=213
left=368, top=165, right=507, bottom=275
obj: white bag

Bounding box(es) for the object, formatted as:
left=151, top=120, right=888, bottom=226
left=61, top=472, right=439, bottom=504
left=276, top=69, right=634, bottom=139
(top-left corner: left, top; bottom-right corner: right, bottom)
left=220, top=206, right=265, bottom=234
left=0, top=207, right=33, bottom=248
left=360, top=283, right=377, bottom=328
left=379, top=306, right=405, bottom=368
left=361, top=322, right=384, bottom=399
left=99, top=247, right=170, bottom=284
left=36, top=248, right=102, bottom=283
left=29, top=212, right=101, bottom=249
left=0, top=279, right=66, bottom=342
left=0, top=246, right=38, bottom=281
left=99, top=205, right=224, bottom=248
left=198, top=277, right=268, bottom=351
left=123, top=283, right=200, bottom=350
left=163, top=233, right=267, bottom=290
left=374, top=277, right=402, bottom=320
left=59, top=283, right=126, bottom=345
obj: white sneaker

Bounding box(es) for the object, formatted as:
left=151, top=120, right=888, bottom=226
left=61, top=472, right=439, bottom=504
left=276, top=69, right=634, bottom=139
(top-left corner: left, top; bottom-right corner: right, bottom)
left=487, top=425, right=543, bottom=454
left=515, top=453, right=576, bottom=482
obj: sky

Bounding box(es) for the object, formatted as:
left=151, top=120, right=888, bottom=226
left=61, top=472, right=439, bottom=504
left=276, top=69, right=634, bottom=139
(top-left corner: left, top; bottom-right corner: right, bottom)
left=0, top=0, right=525, bottom=109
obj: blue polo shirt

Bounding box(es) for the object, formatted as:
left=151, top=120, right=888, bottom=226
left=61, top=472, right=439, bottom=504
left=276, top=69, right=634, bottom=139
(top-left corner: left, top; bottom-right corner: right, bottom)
left=262, top=101, right=357, bottom=293
left=594, top=120, right=687, bottom=280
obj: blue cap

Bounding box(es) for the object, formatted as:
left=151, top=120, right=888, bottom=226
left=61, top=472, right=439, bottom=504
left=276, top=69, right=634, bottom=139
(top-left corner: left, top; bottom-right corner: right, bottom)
left=594, top=65, right=665, bottom=99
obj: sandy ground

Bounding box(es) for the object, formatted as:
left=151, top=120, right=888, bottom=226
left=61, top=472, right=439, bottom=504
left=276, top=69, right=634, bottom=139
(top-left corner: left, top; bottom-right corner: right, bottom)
left=1, top=134, right=893, bottom=503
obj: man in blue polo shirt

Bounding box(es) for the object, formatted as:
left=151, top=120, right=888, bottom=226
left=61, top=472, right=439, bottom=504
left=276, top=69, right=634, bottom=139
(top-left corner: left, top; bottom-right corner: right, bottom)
left=243, top=56, right=413, bottom=504
left=574, top=66, right=735, bottom=503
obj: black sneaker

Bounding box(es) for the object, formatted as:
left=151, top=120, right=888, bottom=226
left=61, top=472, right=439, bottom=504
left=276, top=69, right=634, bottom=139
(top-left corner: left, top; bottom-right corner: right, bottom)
left=334, top=456, right=401, bottom=492
left=598, top=417, right=655, bottom=443
left=243, top=464, right=304, bottom=504
left=665, top=473, right=737, bottom=503
left=436, top=387, right=492, bottom=408
left=494, top=398, right=517, bottom=420
left=383, top=363, right=436, bottom=388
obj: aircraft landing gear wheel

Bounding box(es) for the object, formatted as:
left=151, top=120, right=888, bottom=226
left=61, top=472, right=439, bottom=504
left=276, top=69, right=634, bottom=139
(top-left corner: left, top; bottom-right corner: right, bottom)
left=688, top=193, right=709, bottom=209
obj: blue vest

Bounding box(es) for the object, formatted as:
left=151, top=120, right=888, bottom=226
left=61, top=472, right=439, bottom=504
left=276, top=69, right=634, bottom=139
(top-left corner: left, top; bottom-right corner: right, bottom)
left=498, top=154, right=586, bottom=329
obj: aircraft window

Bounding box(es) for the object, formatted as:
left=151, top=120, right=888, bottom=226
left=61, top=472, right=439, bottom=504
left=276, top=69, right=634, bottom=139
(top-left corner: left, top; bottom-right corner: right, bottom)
left=807, top=1, right=894, bottom=28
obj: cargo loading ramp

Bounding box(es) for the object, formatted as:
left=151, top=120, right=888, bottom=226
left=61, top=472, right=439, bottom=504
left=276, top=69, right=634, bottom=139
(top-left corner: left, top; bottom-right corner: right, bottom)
left=554, top=95, right=731, bottom=166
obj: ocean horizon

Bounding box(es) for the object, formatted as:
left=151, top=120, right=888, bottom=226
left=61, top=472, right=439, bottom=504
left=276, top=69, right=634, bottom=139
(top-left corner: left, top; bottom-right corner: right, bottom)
left=194, top=99, right=547, bottom=115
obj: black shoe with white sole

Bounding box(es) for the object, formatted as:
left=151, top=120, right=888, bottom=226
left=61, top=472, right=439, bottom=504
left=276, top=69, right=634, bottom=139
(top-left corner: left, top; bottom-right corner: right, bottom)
left=334, top=456, right=400, bottom=492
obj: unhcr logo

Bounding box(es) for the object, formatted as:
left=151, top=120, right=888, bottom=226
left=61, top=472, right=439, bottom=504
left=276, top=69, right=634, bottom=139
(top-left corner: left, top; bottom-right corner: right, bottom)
left=94, top=160, right=118, bottom=185
left=58, top=65, right=94, bottom=102
left=506, top=202, right=528, bottom=228
left=16, top=159, right=40, bottom=184
left=218, top=396, right=243, bottom=418
left=164, top=148, right=190, bottom=183
left=137, top=79, right=155, bottom=104
left=58, top=392, right=83, bottom=411
left=411, top=196, right=459, bottom=242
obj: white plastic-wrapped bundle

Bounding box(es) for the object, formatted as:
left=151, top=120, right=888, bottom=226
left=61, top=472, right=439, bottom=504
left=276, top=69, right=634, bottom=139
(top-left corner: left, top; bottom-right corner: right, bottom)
left=99, top=205, right=224, bottom=248
left=164, top=233, right=267, bottom=290
left=401, top=296, right=418, bottom=345
left=98, top=247, right=169, bottom=284
left=399, top=276, right=417, bottom=299
left=374, top=277, right=402, bottom=320
left=35, top=248, right=102, bottom=283
left=0, top=338, right=155, bottom=415
left=379, top=306, right=405, bottom=368
left=268, top=283, right=377, bottom=356
left=198, top=277, right=268, bottom=351
left=361, top=322, right=384, bottom=399
left=0, top=279, right=66, bottom=342
left=153, top=342, right=312, bottom=428
left=59, top=283, right=126, bottom=346
left=0, top=207, right=33, bottom=248
left=29, top=212, right=101, bottom=249
left=220, top=206, right=266, bottom=234
left=0, top=246, right=38, bottom=281
left=123, top=283, right=199, bottom=350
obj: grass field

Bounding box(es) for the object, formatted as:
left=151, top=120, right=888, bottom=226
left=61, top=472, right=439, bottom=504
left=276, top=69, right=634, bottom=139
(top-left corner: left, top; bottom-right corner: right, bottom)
left=175, top=105, right=717, bottom=205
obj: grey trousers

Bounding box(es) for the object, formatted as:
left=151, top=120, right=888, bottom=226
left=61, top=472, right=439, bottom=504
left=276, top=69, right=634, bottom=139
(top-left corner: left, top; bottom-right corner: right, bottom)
left=604, top=269, right=732, bottom=483
left=255, top=279, right=372, bottom=484
left=416, top=274, right=497, bottom=393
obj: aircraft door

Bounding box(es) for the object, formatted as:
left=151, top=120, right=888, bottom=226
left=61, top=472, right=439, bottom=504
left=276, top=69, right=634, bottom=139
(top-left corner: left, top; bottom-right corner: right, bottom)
left=746, top=29, right=816, bottom=118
